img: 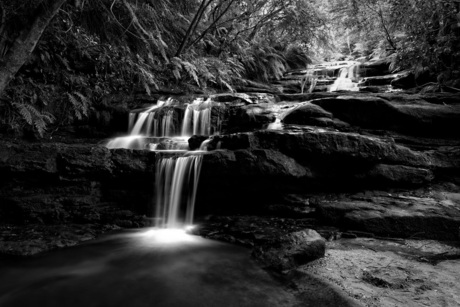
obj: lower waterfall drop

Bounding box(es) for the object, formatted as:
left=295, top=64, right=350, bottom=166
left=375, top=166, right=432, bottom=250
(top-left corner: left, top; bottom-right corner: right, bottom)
left=154, top=154, right=203, bottom=229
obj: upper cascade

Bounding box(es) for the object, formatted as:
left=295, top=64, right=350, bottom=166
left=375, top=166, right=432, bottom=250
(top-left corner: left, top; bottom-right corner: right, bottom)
left=105, top=97, right=222, bottom=151
left=328, top=62, right=361, bottom=92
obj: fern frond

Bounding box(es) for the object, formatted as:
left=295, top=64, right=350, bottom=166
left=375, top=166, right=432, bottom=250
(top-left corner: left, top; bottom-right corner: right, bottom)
left=73, top=91, right=90, bottom=117
left=182, top=61, right=200, bottom=86
left=13, top=103, right=33, bottom=125
left=67, top=93, right=83, bottom=120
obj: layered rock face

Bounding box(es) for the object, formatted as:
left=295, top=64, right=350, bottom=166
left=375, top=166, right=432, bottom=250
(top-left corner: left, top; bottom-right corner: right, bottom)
left=0, top=142, right=157, bottom=227
left=1, top=91, right=460, bottom=256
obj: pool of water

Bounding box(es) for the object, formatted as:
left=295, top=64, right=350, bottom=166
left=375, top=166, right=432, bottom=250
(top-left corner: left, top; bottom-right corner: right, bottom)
left=0, top=228, right=299, bottom=307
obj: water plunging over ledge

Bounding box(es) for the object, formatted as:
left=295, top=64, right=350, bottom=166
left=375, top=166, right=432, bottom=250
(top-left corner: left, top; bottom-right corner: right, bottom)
left=154, top=154, right=203, bottom=228
left=105, top=97, right=220, bottom=230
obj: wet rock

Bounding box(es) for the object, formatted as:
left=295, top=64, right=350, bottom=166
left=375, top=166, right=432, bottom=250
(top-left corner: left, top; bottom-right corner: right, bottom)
left=0, top=142, right=59, bottom=175
left=359, top=71, right=411, bottom=86
left=361, top=59, right=391, bottom=76
left=281, top=102, right=333, bottom=124
left=362, top=267, right=410, bottom=289
left=252, top=229, right=326, bottom=271
left=315, top=194, right=460, bottom=240
left=279, top=101, right=351, bottom=129
left=188, top=135, right=209, bottom=150
left=310, top=95, right=460, bottom=137
left=57, top=145, right=113, bottom=179
left=221, top=104, right=276, bottom=133
left=362, top=164, right=434, bottom=186
left=0, top=140, right=155, bottom=229
left=391, top=72, right=416, bottom=89
left=202, top=149, right=309, bottom=179
left=210, top=93, right=254, bottom=105
left=110, top=148, right=155, bottom=176
left=207, top=130, right=431, bottom=168
left=277, top=92, right=340, bottom=101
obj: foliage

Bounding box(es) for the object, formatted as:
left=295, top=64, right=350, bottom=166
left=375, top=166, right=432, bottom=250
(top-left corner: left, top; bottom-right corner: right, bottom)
left=324, top=0, right=460, bottom=84
left=9, top=0, right=459, bottom=136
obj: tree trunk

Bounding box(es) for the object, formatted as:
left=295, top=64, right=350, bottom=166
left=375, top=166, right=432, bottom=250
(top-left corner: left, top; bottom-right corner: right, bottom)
left=175, top=0, right=214, bottom=57
left=0, top=0, right=67, bottom=98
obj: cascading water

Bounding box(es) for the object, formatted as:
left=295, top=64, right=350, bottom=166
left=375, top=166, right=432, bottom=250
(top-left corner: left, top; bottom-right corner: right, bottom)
left=105, top=96, right=220, bottom=230
left=106, top=97, right=219, bottom=150
left=154, top=155, right=203, bottom=228
left=328, top=62, right=361, bottom=92
left=181, top=97, right=213, bottom=137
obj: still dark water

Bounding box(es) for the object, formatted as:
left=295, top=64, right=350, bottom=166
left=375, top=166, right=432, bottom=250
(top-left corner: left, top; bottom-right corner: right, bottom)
left=0, top=229, right=298, bottom=307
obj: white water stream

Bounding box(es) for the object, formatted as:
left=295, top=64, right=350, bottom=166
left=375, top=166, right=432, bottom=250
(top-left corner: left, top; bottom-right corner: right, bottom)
left=154, top=155, right=203, bottom=228
left=105, top=97, right=220, bottom=230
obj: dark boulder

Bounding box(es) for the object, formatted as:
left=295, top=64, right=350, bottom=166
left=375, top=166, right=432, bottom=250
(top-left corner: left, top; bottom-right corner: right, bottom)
left=281, top=102, right=332, bottom=123
left=391, top=72, right=416, bottom=89
left=280, top=101, right=351, bottom=129
left=188, top=135, right=209, bottom=150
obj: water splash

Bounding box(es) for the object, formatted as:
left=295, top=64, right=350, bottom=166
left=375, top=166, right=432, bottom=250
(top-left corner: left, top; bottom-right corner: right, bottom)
left=105, top=135, right=146, bottom=149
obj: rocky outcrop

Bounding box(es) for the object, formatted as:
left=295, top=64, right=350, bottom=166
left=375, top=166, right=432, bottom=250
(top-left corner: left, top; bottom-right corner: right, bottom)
left=193, top=129, right=448, bottom=216
left=359, top=71, right=411, bottom=87
left=315, top=193, right=460, bottom=240
left=281, top=102, right=332, bottom=122
left=280, top=101, right=349, bottom=130
left=305, top=95, right=460, bottom=137
left=205, top=130, right=431, bottom=168
left=391, top=72, right=416, bottom=89
left=252, top=229, right=326, bottom=271
left=0, top=141, right=156, bottom=227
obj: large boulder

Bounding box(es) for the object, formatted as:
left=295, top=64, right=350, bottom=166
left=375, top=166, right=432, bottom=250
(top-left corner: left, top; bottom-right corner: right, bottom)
left=391, top=72, right=416, bottom=89
left=252, top=229, right=326, bottom=271
left=281, top=102, right=332, bottom=123
left=280, top=101, right=351, bottom=129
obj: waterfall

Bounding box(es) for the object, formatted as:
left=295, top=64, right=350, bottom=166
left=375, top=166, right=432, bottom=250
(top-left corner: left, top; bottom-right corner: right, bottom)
left=329, top=63, right=361, bottom=92
left=181, top=105, right=193, bottom=136
left=181, top=98, right=213, bottom=137
left=105, top=97, right=217, bottom=230
left=129, top=105, right=158, bottom=135
left=154, top=155, right=203, bottom=228
left=106, top=96, right=221, bottom=150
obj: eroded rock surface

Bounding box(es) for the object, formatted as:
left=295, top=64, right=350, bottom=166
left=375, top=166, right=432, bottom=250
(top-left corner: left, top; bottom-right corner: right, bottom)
left=252, top=229, right=326, bottom=271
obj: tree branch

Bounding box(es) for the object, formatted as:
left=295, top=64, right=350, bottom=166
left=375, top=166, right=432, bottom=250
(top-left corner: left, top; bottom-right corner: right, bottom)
left=0, top=0, right=67, bottom=98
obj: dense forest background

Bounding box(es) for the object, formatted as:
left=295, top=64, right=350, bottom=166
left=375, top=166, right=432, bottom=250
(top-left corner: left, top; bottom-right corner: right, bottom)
left=0, top=0, right=459, bottom=137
